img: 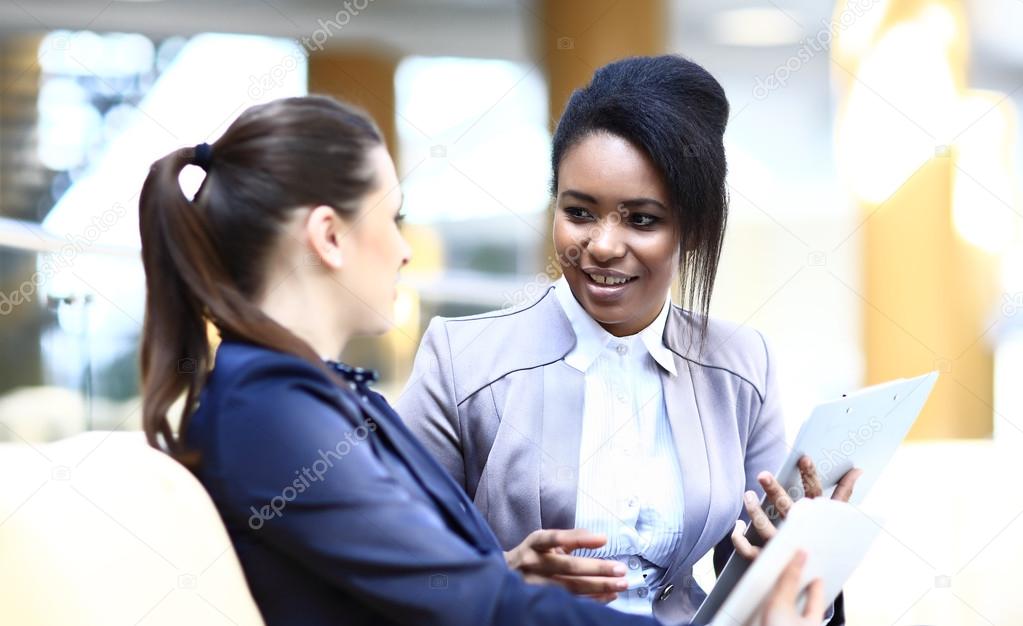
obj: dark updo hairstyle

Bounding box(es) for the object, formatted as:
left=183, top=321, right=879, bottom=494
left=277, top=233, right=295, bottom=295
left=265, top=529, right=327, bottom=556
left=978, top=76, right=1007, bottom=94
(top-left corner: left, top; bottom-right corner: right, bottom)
left=138, top=96, right=383, bottom=461
left=551, top=55, right=730, bottom=347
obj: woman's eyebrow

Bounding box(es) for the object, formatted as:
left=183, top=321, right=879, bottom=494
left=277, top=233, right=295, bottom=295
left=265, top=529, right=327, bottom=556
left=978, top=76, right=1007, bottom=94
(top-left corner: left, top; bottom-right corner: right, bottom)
left=619, top=197, right=667, bottom=211
left=560, top=190, right=667, bottom=212
left=559, top=189, right=599, bottom=203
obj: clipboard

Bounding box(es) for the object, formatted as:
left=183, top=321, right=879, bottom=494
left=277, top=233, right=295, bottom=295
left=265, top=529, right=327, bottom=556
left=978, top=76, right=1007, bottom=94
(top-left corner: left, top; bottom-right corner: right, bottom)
left=693, top=371, right=939, bottom=624
left=707, top=498, right=881, bottom=626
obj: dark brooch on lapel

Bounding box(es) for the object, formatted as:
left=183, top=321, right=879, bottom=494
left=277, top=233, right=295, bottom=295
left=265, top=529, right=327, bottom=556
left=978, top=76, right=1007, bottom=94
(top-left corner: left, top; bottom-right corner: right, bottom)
left=326, top=360, right=380, bottom=387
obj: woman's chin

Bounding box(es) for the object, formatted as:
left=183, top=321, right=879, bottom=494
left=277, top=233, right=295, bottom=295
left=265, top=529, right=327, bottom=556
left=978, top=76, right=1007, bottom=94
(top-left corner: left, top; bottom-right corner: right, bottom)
left=581, top=304, right=653, bottom=336
left=365, top=320, right=395, bottom=337
left=578, top=300, right=629, bottom=326
left=346, top=313, right=395, bottom=339
left=585, top=306, right=630, bottom=327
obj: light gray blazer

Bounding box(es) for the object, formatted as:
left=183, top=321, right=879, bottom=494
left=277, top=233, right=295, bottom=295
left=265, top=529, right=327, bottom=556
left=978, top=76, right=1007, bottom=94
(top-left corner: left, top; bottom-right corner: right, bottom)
left=395, top=285, right=787, bottom=625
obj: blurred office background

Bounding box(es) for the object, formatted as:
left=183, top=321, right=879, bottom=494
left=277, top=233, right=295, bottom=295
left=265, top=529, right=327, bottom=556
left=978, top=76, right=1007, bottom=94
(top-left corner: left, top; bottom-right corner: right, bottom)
left=0, top=0, right=1019, bottom=624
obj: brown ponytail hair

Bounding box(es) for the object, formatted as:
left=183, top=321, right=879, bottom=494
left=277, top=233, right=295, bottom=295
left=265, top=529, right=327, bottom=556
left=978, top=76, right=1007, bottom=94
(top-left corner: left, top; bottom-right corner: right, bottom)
left=138, top=96, right=382, bottom=461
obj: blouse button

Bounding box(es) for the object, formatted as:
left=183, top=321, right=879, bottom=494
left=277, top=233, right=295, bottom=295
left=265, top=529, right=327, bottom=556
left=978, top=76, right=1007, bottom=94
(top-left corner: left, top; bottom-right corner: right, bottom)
left=627, top=556, right=641, bottom=570
left=615, top=343, right=628, bottom=356
left=636, top=586, right=649, bottom=599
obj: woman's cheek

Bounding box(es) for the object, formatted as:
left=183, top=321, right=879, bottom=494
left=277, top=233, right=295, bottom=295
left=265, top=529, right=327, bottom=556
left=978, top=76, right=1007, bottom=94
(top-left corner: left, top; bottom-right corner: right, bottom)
left=558, top=223, right=587, bottom=262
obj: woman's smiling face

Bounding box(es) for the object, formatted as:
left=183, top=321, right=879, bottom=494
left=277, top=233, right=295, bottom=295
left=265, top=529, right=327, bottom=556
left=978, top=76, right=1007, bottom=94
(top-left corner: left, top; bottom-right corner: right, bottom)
left=552, top=132, right=680, bottom=337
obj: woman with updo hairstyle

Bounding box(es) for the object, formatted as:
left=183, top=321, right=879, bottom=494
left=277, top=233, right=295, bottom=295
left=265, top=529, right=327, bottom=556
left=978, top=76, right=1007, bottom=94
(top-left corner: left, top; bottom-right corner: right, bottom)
left=399, top=56, right=859, bottom=624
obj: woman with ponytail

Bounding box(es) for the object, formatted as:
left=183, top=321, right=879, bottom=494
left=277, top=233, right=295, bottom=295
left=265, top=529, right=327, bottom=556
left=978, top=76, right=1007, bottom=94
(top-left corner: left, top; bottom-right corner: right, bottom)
left=138, top=95, right=824, bottom=626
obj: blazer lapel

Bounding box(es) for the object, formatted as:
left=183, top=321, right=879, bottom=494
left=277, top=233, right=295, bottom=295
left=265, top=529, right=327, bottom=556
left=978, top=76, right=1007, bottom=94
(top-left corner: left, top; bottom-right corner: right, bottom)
left=661, top=309, right=716, bottom=576
left=661, top=359, right=712, bottom=567
left=539, top=361, right=586, bottom=531
left=352, top=390, right=497, bottom=550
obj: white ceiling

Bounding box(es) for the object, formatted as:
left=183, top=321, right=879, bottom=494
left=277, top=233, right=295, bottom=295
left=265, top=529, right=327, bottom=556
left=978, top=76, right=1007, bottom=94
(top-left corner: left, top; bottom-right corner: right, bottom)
left=0, top=0, right=1019, bottom=67
left=0, top=0, right=531, bottom=59
left=2, top=0, right=1016, bottom=221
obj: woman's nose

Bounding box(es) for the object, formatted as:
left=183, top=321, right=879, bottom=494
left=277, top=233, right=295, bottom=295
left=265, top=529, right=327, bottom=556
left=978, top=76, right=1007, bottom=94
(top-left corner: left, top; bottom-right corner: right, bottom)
left=586, top=222, right=627, bottom=261
left=398, top=234, right=412, bottom=267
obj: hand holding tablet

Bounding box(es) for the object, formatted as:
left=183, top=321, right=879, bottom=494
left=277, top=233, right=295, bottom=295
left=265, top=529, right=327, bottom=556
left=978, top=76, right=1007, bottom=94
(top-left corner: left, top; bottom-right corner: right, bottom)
left=695, top=371, right=940, bottom=625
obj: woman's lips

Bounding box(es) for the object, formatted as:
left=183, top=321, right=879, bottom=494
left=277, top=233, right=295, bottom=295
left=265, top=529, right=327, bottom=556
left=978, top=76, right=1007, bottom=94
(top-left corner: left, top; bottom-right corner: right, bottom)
left=580, top=270, right=638, bottom=302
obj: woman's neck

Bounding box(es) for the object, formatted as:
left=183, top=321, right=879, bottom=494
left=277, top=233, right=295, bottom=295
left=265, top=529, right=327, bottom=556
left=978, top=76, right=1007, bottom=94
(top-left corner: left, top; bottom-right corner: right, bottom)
left=257, top=274, right=349, bottom=361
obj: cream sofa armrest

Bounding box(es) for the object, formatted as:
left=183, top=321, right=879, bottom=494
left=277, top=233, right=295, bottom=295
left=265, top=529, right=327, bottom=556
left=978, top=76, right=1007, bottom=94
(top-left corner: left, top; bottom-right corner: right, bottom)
left=0, top=431, right=264, bottom=626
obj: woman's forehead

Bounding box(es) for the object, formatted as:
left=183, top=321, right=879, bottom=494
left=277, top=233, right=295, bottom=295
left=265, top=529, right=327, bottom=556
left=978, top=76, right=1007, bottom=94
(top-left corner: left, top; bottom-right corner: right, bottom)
left=558, top=135, right=668, bottom=202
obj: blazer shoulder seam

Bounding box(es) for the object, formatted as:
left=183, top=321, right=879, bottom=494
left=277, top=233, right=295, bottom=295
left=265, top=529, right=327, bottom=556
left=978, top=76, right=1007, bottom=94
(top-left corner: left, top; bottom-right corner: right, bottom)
left=666, top=305, right=768, bottom=402
left=667, top=347, right=766, bottom=404
left=749, top=329, right=771, bottom=429
left=441, top=286, right=555, bottom=325
left=455, top=358, right=564, bottom=408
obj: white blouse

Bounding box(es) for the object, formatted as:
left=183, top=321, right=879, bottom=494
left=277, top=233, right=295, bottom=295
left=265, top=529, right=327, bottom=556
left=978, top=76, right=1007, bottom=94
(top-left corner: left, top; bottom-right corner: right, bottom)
left=553, top=278, right=686, bottom=615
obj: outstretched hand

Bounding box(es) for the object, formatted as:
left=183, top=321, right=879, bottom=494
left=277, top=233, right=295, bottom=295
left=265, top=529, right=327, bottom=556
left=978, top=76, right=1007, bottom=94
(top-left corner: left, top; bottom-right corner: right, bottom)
left=504, top=528, right=627, bottom=603
left=732, top=455, right=863, bottom=560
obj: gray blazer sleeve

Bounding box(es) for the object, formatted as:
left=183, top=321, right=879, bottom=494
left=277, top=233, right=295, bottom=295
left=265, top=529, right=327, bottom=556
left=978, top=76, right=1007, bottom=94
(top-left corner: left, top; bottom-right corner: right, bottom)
left=743, top=331, right=788, bottom=496
left=394, top=317, right=466, bottom=489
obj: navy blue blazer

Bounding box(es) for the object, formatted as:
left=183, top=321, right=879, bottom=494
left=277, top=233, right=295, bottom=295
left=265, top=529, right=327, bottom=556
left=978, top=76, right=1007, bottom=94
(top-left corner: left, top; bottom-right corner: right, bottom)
left=186, top=339, right=659, bottom=626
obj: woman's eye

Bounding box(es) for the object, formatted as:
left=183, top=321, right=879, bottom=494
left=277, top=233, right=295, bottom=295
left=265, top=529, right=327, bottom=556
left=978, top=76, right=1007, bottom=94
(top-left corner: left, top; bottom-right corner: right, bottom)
left=563, top=206, right=593, bottom=220
left=630, top=213, right=659, bottom=227
left=394, top=211, right=407, bottom=225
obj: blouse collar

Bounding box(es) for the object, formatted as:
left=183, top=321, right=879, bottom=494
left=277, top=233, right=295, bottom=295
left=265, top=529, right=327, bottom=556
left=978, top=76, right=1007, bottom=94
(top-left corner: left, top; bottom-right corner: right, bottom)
left=553, top=277, right=677, bottom=377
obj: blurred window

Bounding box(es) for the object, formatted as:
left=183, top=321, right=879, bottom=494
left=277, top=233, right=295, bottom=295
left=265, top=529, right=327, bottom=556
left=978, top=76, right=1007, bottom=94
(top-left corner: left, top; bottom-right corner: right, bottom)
left=394, top=55, right=552, bottom=319
left=0, top=32, right=306, bottom=441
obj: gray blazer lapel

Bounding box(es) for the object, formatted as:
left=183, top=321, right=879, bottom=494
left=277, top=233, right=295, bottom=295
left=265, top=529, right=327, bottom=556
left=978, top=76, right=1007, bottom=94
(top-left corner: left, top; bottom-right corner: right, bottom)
left=659, top=306, right=725, bottom=583
left=478, top=369, right=545, bottom=548
left=660, top=357, right=713, bottom=568
left=539, top=361, right=585, bottom=531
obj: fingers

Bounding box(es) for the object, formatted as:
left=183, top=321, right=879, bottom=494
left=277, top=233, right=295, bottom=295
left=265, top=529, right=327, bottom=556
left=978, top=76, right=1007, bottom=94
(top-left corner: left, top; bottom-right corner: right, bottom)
left=764, top=550, right=806, bottom=613
left=831, top=467, right=863, bottom=502
left=797, top=455, right=824, bottom=498
left=756, top=472, right=794, bottom=520
left=763, top=551, right=826, bottom=626
left=526, top=528, right=608, bottom=553
left=552, top=574, right=629, bottom=596
left=530, top=552, right=626, bottom=578
left=744, top=490, right=777, bottom=541
left=802, top=577, right=825, bottom=620
left=515, top=530, right=628, bottom=599
left=731, top=519, right=761, bottom=560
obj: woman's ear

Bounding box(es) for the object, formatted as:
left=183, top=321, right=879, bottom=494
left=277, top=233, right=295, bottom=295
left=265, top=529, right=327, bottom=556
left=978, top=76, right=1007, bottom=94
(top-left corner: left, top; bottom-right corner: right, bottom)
left=305, top=205, right=345, bottom=269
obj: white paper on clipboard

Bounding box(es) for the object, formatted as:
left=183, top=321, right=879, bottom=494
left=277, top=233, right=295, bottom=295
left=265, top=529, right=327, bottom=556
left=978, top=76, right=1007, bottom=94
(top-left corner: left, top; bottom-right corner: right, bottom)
left=693, top=371, right=939, bottom=625
left=772, top=371, right=939, bottom=507
left=708, top=499, right=881, bottom=626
